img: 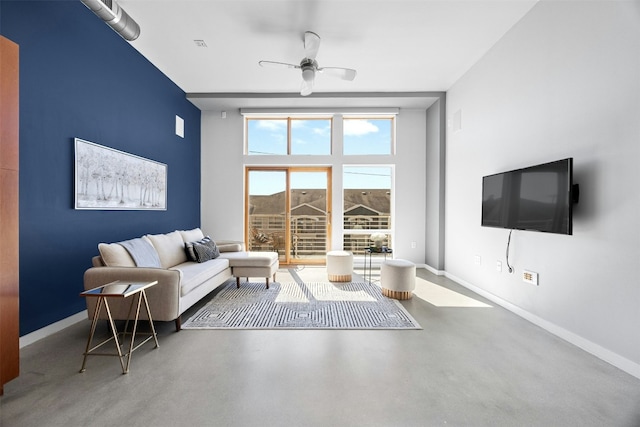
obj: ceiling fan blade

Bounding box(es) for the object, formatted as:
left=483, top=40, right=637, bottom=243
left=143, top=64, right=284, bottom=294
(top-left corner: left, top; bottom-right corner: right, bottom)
left=304, top=31, right=320, bottom=60
left=300, top=76, right=314, bottom=96
left=318, top=67, right=357, bottom=81
left=259, top=60, right=300, bottom=69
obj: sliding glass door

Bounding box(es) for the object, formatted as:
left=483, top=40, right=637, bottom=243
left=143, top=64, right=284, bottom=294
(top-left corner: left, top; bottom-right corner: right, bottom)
left=246, top=167, right=331, bottom=265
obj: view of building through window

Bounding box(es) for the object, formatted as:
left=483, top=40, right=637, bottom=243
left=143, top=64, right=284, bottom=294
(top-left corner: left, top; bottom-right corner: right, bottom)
left=343, top=166, right=392, bottom=253
left=247, top=168, right=330, bottom=264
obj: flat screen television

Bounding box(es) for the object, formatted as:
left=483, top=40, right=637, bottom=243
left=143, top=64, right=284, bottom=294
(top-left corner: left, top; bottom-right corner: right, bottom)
left=481, top=158, right=577, bottom=235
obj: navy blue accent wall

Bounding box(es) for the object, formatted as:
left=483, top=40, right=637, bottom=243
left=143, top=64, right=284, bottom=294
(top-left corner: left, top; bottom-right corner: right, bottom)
left=1, top=1, right=202, bottom=335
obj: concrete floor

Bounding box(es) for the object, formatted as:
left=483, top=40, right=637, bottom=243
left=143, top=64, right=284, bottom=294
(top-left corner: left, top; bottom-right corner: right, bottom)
left=1, top=267, right=639, bottom=427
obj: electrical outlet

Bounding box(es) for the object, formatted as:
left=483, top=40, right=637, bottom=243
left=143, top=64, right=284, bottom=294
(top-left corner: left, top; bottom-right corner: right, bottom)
left=523, top=270, right=539, bottom=285
left=496, top=261, right=502, bottom=272
left=474, top=255, right=481, bottom=266
left=411, top=241, right=417, bottom=249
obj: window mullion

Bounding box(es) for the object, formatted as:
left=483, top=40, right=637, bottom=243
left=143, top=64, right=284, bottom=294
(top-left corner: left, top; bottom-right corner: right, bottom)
left=287, top=118, right=292, bottom=155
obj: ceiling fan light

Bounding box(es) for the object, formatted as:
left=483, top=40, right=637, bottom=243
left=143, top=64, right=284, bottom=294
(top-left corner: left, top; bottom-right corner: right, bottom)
left=302, top=68, right=315, bottom=82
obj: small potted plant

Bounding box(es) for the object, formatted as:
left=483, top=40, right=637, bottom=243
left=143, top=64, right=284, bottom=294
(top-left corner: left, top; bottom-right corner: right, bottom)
left=369, top=233, right=387, bottom=249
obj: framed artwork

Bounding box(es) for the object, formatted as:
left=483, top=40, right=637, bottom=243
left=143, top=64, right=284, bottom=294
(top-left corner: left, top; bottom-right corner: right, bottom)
left=74, top=138, right=167, bottom=210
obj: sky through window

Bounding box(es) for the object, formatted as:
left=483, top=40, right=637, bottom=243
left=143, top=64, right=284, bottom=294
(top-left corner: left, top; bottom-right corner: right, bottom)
left=246, top=117, right=393, bottom=194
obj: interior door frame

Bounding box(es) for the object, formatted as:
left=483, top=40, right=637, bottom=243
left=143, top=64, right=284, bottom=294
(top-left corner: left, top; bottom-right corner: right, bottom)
left=245, top=166, right=332, bottom=266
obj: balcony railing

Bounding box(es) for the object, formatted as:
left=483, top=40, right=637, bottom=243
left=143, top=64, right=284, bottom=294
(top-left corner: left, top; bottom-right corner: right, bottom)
left=249, top=214, right=391, bottom=258
left=344, top=215, right=390, bottom=230
left=249, top=215, right=328, bottom=258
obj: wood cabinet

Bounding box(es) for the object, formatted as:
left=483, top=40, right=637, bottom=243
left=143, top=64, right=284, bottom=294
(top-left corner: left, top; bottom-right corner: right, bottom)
left=0, top=35, right=20, bottom=395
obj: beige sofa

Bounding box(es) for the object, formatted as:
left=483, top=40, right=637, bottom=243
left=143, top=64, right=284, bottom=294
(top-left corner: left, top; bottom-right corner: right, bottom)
left=84, top=228, right=278, bottom=330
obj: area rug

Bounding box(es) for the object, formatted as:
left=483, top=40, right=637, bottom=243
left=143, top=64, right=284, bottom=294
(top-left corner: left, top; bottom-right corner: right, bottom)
left=182, top=281, right=421, bottom=330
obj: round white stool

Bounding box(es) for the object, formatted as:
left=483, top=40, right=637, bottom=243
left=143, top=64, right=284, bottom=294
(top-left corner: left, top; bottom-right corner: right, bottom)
left=381, top=259, right=416, bottom=300
left=326, top=250, right=353, bottom=282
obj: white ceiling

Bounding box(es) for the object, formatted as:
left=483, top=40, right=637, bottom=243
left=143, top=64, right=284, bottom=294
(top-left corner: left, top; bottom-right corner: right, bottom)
left=118, top=0, right=538, bottom=109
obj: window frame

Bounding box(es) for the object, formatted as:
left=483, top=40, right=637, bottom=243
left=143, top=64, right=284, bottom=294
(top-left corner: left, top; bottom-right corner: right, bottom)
left=342, top=115, right=396, bottom=156
left=242, top=112, right=398, bottom=256
left=245, top=116, right=334, bottom=156
left=342, top=165, right=394, bottom=255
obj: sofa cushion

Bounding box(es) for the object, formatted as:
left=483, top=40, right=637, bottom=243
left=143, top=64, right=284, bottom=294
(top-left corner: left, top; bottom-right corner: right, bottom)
left=218, top=251, right=278, bottom=267
left=179, top=228, right=205, bottom=243
left=171, top=258, right=230, bottom=296
left=146, top=231, right=188, bottom=268
left=185, top=236, right=220, bottom=263
left=98, top=242, right=135, bottom=267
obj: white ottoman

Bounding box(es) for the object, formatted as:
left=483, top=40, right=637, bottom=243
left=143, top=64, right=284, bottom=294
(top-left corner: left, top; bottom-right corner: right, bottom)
left=221, top=251, right=279, bottom=289
left=381, top=259, right=416, bottom=300
left=326, top=250, right=353, bottom=282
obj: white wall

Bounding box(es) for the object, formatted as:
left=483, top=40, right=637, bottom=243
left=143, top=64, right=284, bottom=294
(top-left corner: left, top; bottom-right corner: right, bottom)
left=394, top=109, right=428, bottom=262
left=201, top=108, right=428, bottom=264
left=425, top=99, right=446, bottom=271
left=201, top=109, right=246, bottom=241
left=445, top=1, right=640, bottom=376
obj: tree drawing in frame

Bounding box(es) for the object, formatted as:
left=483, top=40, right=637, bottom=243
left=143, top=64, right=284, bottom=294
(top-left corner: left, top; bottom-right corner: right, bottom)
left=75, top=138, right=167, bottom=210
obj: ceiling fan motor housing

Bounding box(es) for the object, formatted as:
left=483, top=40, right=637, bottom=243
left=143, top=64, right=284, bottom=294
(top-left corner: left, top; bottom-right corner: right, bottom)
left=300, top=58, right=317, bottom=82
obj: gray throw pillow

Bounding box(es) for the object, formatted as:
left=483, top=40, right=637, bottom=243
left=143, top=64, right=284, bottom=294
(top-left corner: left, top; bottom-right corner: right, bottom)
left=185, top=236, right=220, bottom=263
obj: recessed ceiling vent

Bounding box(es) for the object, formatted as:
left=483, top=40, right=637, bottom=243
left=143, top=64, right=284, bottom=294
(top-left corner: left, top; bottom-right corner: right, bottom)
left=81, top=0, right=140, bottom=41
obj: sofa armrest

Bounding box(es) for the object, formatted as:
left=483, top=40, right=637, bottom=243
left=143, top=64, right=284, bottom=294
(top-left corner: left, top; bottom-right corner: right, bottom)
left=216, top=240, right=246, bottom=252
left=83, top=266, right=182, bottom=322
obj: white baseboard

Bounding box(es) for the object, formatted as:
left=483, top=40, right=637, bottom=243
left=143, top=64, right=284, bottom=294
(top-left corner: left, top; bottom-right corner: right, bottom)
left=20, top=310, right=87, bottom=349
left=423, top=264, right=445, bottom=276
left=445, top=272, right=640, bottom=380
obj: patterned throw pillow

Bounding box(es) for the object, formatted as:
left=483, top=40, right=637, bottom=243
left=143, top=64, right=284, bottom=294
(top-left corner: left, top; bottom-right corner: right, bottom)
left=185, top=236, right=220, bottom=263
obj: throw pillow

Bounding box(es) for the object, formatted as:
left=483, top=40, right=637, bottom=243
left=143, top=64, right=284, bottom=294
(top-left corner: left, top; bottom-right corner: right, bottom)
left=98, top=242, right=136, bottom=267
left=185, top=236, right=220, bottom=263
left=179, top=228, right=204, bottom=244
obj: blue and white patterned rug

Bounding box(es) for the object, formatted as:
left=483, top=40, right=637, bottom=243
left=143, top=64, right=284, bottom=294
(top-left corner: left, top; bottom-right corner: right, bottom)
left=182, top=280, right=421, bottom=330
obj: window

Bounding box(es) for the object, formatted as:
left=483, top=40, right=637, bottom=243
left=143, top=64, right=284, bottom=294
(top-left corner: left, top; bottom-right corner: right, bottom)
left=291, top=119, right=331, bottom=155
left=247, top=119, right=287, bottom=155
left=247, top=117, right=332, bottom=155
left=342, top=166, right=392, bottom=254
left=343, top=117, right=394, bottom=155
left=243, top=113, right=396, bottom=258
left=246, top=167, right=331, bottom=264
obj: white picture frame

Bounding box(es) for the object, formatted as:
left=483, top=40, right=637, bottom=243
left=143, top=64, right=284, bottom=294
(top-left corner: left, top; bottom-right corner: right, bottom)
left=74, top=138, right=167, bottom=210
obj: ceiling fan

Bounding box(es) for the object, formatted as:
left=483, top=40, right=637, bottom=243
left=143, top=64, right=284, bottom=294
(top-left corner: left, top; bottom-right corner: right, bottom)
left=259, top=31, right=357, bottom=96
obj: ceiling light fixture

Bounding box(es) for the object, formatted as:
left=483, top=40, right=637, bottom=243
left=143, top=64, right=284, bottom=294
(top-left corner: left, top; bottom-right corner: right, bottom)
left=301, top=66, right=315, bottom=82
